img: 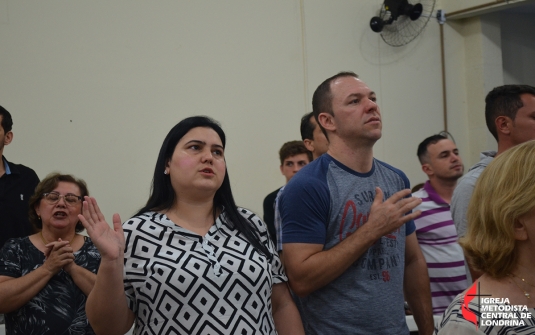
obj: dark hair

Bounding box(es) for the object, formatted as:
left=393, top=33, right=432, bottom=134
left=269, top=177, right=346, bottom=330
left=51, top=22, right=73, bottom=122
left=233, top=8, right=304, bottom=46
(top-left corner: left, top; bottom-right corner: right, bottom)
left=29, top=173, right=89, bottom=232
left=136, top=116, right=270, bottom=258
left=0, top=106, right=13, bottom=132
left=417, top=134, right=448, bottom=164
left=485, top=85, right=535, bottom=140
left=279, top=140, right=312, bottom=165
left=300, top=112, right=315, bottom=141
left=312, top=72, right=359, bottom=138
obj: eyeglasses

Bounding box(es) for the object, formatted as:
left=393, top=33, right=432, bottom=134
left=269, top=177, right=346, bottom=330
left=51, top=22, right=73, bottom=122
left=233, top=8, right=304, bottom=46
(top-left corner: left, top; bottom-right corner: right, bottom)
left=42, top=192, right=82, bottom=206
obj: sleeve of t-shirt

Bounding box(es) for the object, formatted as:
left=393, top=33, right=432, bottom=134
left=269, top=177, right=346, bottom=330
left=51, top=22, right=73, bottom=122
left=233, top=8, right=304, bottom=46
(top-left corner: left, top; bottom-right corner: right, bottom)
left=0, top=238, right=22, bottom=278
left=280, top=175, right=330, bottom=245
left=405, top=219, right=416, bottom=236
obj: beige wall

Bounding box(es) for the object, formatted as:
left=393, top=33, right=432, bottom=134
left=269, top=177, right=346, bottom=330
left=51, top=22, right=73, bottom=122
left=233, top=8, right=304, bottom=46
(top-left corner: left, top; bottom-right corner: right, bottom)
left=0, top=0, right=501, bottom=221
left=501, top=12, right=535, bottom=86
left=441, top=0, right=535, bottom=18
left=439, top=0, right=535, bottom=167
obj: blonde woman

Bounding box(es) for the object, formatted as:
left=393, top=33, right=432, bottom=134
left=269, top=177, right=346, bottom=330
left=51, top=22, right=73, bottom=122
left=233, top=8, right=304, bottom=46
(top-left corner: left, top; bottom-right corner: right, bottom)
left=435, top=140, right=535, bottom=334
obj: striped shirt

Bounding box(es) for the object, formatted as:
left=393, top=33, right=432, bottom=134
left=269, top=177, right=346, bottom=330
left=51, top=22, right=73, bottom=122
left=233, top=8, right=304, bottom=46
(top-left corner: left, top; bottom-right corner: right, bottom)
left=413, top=181, right=469, bottom=315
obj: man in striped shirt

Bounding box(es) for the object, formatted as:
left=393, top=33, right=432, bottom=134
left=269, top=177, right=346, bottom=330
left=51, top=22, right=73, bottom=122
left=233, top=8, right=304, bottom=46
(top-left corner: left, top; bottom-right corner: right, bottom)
left=412, top=134, right=469, bottom=315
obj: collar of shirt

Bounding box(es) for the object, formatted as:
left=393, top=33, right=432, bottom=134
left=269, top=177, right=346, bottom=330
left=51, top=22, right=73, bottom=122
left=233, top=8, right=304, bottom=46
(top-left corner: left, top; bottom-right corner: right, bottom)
left=423, top=180, right=448, bottom=206
left=2, top=156, right=11, bottom=175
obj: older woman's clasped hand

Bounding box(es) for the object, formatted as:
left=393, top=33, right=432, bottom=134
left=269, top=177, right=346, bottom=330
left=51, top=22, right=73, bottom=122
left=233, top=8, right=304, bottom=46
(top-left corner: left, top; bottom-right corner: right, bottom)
left=78, top=196, right=124, bottom=261
left=42, top=239, right=75, bottom=275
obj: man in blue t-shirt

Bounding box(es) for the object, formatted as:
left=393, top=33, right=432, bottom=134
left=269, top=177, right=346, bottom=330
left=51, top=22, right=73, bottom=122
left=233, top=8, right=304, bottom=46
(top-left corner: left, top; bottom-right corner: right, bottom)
left=280, top=72, right=434, bottom=335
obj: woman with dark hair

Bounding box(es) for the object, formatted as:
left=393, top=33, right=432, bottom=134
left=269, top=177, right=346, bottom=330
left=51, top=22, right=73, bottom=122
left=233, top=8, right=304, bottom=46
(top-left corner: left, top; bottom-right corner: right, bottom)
left=0, top=173, right=100, bottom=334
left=81, top=116, right=304, bottom=335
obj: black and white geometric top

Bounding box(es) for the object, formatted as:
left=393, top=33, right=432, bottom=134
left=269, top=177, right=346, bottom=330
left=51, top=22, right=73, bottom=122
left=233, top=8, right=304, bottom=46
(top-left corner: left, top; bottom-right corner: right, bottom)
left=123, top=208, right=287, bottom=335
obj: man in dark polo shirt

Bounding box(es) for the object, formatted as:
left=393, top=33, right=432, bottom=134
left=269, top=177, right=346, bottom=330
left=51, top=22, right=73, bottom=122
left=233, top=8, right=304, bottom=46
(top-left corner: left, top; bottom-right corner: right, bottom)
left=0, top=106, right=40, bottom=248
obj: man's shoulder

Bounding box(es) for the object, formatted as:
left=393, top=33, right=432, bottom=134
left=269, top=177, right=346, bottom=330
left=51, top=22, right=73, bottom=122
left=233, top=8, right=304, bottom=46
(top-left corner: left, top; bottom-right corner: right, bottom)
left=464, top=151, right=495, bottom=176
left=451, top=154, right=493, bottom=229
left=455, top=155, right=493, bottom=190
left=374, top=159, right=408, bottom=178
left=280, top=157, right=332, bottom=207
left=373, top=159, right=411, bottom=190
left=286, top=155, right=331, bottom=185
left=4, top=158, right=38, bottom=176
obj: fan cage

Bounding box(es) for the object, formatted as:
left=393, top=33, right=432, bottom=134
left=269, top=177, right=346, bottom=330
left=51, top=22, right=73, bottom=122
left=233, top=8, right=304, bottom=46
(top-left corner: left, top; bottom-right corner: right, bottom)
left=380, top=0, right=436, bottom=47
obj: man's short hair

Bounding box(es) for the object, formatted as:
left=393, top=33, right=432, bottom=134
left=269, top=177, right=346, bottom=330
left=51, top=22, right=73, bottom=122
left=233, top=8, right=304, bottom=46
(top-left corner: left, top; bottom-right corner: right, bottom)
left=300, top=112, right=315, bottom=141
left=279, top=140, right=312, bottom=165
left=0, top=106, right=13, bottom=132
left=416, top=134, right=448, bottom=164
left=312, top=72, right=359, bottom=121
left=485, top=85, right=535, bottom=140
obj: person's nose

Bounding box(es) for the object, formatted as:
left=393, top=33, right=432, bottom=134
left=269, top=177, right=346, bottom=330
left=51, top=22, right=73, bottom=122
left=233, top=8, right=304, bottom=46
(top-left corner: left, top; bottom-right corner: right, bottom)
left=366, top=98, right=378, bottom=113
left=201, top=148, right=214, bottom=164
left=56, top=196, right=67, bottom=207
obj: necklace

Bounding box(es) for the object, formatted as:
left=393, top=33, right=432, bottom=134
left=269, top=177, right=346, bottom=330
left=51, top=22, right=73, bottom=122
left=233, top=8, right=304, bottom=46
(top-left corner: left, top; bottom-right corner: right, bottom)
left=509, top=274, right=531, bottom=299
left=511, top=273, right=535, bottom=288
left=40, top=231, right=76, bottom=245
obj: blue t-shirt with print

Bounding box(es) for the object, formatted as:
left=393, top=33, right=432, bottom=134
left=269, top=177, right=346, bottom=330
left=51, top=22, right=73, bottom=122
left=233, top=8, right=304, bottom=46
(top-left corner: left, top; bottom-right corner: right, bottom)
left=280, top=154, right=414, bottom=335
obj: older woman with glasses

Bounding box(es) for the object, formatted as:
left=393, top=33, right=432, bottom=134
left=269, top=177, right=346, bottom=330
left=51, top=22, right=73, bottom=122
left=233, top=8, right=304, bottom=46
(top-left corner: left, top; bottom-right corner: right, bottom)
left=0, top=173, right=101, bottom=334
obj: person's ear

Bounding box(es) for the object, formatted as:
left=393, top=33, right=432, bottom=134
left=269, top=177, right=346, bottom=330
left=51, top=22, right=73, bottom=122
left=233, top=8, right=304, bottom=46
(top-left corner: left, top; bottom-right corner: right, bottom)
left=34, top=204, right=41, bottom=218
left=3, top=131, right=13, bottom=145
left=514, top=219, right=528, bottom=241
left=495, top=116, right=512, bottom=136
left=421, top=163, right=433, bottom=177
left=318, top=113, right=335, bottom=132
left=303, top=139, right=315, bottom=153
left=163, top=159, right=171, bottom=175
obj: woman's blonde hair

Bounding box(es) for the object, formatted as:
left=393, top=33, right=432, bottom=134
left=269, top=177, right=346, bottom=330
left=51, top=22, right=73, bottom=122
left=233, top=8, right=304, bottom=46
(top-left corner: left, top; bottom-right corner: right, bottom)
left=460, top=140, right=535, bottom=278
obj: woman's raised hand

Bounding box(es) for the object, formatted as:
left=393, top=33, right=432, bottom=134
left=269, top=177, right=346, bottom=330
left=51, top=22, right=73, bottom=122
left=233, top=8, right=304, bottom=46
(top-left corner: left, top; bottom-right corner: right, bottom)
left=78, top=196, right=125, bottom=260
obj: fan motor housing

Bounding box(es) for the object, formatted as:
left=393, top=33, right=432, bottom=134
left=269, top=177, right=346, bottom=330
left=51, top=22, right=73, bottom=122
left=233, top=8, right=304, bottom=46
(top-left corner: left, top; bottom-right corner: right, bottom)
left=369, top=0, right=436, bottom=46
